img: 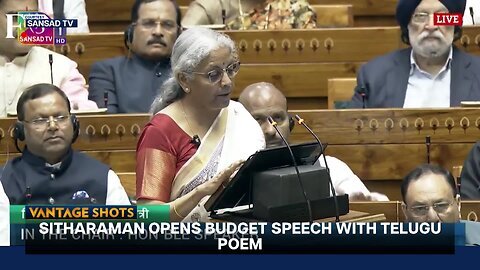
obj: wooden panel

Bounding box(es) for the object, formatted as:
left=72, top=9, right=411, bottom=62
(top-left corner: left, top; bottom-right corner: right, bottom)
left=0, top=114, right=149, bottom=153
left=2, top=109, right=479, bottom=182
left=462, top=201, right=480, bottom=222
left=355, top=16, right=397, bottom=27
left=350, top=201, right=400, bottom=222
left=313, top=5, right=354, bottom=27
left=327, top=77, right=356, bottom=109
left=56, top=28, right=402, bottom=66
left=228, top=27, right=403, bottom=63
left=315, top=0, right=397, bottom=16
left=232, top=63, right=362, bottom=99
left=2, top=144, right=469, bottom=184
left=86, top=0, right=350, bottom=31
left=363, top=180, right=401, bottom=202
left=87, top=0, right=133, bottom=22
left=56, top=27, right=480, bottom=72
left=289, top=108, right=480, bottom=144
left=0, top=150, right=137, bottom=173
left=325, top=144, right=473, bottom=181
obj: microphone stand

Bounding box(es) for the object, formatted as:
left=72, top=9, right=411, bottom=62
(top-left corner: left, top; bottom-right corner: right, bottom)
left=295, top=115, right=340, bottom=222
left=268, top=116, right=313, bottom=222
left=426, top=136, right=431, bottom=164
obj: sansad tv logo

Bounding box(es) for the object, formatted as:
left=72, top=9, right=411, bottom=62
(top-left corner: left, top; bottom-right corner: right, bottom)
left=5, top=10, right=78, bottom=45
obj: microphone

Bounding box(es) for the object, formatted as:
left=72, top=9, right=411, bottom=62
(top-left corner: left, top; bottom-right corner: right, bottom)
left=294, top=115, right=340, bottom=222
left=470, top=7, right=475, bottom=25
left=425, top=136, right=431, bottom=164
left=268, top=116, right=313, bottom=222
left=222, top=9, right=226, bottom=25
left=103, top=91, right=108, bottom=109
left=218, top=0, right=226, bottom=27
left=25, top=187, right=32, bottom=205
left=48, top=54, right=53, bottom=84
left=191, top=135, right=201, bottom=147
left=356, top=85, right=368, bottom=109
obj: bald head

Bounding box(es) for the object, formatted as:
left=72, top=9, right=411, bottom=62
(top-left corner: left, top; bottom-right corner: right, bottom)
left=239, top=82, right=291, bottom=148
left=239, top=82, right=287, bottom=112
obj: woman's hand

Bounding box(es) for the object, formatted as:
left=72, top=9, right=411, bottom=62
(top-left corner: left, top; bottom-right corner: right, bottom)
left=197, top=160, right=244, bottom=197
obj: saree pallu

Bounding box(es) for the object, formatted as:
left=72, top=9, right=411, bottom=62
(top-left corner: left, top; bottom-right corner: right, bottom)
left=173, top=101, right=265, bottom=222
left=136, top=101, right=265, bottom=222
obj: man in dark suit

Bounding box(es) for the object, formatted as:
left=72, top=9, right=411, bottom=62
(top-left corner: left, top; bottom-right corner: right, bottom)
left=460, top=141, right=480, bottom=199
left=88, top=0, right=181, bottom=113
left=350, top=0, right=480, bottom=108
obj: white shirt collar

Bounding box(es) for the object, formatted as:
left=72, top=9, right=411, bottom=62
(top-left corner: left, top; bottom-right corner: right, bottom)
left=410, top=46, right=453, bottom=77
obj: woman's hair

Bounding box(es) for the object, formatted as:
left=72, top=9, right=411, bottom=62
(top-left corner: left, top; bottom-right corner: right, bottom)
left=150, top=27, right=236, bottom=114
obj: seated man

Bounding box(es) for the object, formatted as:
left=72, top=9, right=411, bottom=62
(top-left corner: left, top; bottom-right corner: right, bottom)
left=38, top=0, right=90, bottom=33
left=402, top=164, right=479, bottom=246
left=182, top=0, right=316, bottom=30
left=0, top=181, right=9, bottom=246
left=459, top=141, right=480, bottom=199
left=350, top=0, right=480, bottom=108
left=0, top=84, right=130, bottom=205
left=88, top=0, right=181, bottom=113
left=0, top=0, right=97, bottom=117
left=238, top=82, right=388, bottom=201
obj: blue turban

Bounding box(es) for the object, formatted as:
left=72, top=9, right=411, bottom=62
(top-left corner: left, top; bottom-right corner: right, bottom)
left=396, top=0, right=467, bottom=28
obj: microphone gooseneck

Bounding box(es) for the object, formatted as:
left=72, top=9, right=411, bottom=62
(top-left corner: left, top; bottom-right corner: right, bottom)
left=295, top=114, right=340, bottom=222
left=103, top=91, right=108, bottom=109
left=470, top=7, right=475, bottom=25
left=425, top=136, right=431, bottom=164
left=268, top=116, right=313, bottom=222
left=48, top=54, right=54, bottom=84
left=25, top=187, right=32, bottom=205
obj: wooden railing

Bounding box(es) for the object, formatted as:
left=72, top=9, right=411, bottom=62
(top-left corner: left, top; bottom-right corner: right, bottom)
left=2, top=108, right=479, bottom=199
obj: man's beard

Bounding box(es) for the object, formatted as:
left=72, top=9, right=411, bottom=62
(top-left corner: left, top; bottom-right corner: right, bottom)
left=411, top=32, right=452, bottom=58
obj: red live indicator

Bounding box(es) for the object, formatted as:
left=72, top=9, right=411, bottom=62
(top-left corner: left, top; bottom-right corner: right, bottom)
left=433, top=13, right=463, bottom=26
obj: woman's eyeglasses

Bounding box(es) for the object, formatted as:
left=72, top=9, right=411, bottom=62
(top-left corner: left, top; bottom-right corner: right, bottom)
left=192, top=61, right=241, bottom=84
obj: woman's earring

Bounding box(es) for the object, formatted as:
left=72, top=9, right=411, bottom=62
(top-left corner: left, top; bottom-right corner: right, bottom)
left=185, top=88, right=190, bottom=93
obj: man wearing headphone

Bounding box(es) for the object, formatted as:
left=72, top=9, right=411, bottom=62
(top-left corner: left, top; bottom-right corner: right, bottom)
left=88, top=0, right=182, bottom=113
left=0, top=84, right=130, bottom=205
left=238, top=82, right=388, bottom=201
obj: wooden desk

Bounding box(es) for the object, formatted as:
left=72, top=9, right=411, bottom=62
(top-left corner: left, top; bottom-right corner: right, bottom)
left=1, top=109, right=479, bottom=199
left=85, top=0, right=398, bottom=31
left=211, top=210, right=386, bottom=223
left=52, top=27, right=480, bottom=109
left=321, top=210, right=386, bottom=222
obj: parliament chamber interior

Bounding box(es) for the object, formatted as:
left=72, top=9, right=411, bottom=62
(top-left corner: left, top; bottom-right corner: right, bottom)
left=1, top=0, right=480, bottom=227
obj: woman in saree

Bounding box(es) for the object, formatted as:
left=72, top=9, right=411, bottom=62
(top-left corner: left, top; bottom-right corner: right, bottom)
left=135, top=27, right=265, bottom=222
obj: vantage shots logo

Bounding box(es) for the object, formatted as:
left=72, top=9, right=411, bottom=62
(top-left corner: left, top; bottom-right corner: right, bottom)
left=5, top=11, right=77, bottom=45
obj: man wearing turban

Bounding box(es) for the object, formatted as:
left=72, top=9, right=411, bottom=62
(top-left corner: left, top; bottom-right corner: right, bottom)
left=350, top=0, right=480, bottom=108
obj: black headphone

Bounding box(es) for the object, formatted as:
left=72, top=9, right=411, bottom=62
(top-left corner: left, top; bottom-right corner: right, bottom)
left=13, top=115, right=80, bottom=146
left=124, top=23, right=135, bottom=50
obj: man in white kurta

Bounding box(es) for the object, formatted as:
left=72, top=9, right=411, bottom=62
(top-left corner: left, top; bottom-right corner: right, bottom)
left=0, top=0, right=97, bottom=117
left=239, top=82, right=388, bottom=201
